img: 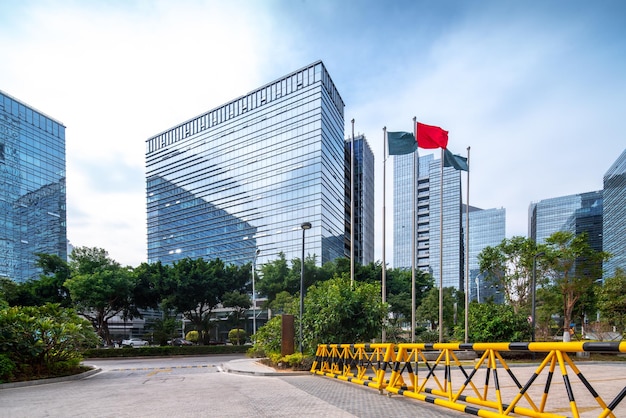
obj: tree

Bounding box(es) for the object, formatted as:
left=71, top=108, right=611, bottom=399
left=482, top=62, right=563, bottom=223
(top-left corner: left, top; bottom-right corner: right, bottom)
left=268, top=291, right=297, bottom=315
left=64, top=247, right=136, bottom=344
left=386, top=268, right=433, bottom=321
left=222, top=291, right=251, bottom=330
left=415, top=286, right=457, bottom=338
left=544, top=231, right=609, bottom=340
left=467, top=301, right=531, bottom=342
left=257, top=252, right=293, bottom=303
left=0, top=304, right=98, bottom=381
left=302, top=276, right=387, bottom=352
left=163, top=257, right=248, bottom=344
left=478, top=236, right=542, bottom=314
left=596, top=268, right=626, bottom=333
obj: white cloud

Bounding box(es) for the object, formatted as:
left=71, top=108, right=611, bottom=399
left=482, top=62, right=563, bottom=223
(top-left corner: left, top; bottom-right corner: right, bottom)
left=2, top=0, right=624, bottom=267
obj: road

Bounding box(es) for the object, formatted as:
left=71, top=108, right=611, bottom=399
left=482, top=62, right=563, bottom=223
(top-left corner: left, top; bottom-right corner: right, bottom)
left=0, top=354, right=466, bottom=418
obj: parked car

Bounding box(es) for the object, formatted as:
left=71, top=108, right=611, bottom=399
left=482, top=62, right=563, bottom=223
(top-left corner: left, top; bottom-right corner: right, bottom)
left=121, top=338, right=149, bottom=347
left=168, top=338, right=193, bottom=346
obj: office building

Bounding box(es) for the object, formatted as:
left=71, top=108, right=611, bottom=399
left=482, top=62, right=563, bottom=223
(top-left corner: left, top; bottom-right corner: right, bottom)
left=464, top=206, right=506, bottom=302
left=0, top=90, right=67, bottom=282
left=346, top=134, right=375, bottom=265
left=603, top=149, right=626, bottom=279
left=393, top=152, right=505, bottom=293
left=146, top=61, right=346, bottom=268
left=393, top=153, right=463, bottom=289
left=529, top=191, right=603, bottom=249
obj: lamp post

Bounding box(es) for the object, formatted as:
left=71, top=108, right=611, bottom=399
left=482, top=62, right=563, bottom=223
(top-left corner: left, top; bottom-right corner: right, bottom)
left=300, top=222, right=311, bottom=354
left=252, top=248, right=260, bottom=336
left=531, top=251, right=545, bottom=342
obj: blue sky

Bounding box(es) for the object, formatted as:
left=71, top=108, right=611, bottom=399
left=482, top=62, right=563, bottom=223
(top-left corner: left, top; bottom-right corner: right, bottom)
left=1, top=0, right=624, bottom=267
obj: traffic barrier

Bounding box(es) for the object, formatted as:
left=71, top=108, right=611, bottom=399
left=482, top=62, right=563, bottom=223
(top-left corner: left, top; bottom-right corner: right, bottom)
left=310, top=343, right=394, bottom=391
left=310, top=341, right=626, bottom=417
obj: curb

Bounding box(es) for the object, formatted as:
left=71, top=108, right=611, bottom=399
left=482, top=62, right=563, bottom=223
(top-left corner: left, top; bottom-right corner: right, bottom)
left=223, top=359, right=310, bottom=377
left=0, top=366, right=101, bottom=390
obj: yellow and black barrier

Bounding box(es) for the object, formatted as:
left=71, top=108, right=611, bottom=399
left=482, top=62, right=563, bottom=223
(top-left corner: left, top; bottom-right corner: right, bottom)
left=311, top=341, right=626, bottom=418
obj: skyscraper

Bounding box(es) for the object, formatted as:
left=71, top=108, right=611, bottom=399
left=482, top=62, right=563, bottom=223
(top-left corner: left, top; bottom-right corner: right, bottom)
left=346, top=134, right=375, bottom=265
left=393, top=152, right=505, bottom=292
left=529, top=191, right=603, bottom=248
left=393, top=153, right=462, bottom=289
left=0, top=90, right=67, bottom=282
left=464, top=206, right=506, bottom=302
left=145, top=61, right=346, bottom=268
left=603, top=149, right=626, bottom=279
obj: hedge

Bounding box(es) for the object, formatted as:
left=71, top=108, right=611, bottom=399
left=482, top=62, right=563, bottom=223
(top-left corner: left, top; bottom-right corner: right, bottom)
left=83, top=344, right=251, bottom=358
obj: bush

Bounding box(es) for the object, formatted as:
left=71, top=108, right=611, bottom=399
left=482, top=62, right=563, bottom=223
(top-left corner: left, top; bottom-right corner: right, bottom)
left=186, top=330, right=199, bottom=343
left=250, top=316, right=282, bottom=356
left=83, top=344, right=250, bottom=358
left=0, top=354, right=16, bottom=382
left=228, top=329, right=247, bottom=345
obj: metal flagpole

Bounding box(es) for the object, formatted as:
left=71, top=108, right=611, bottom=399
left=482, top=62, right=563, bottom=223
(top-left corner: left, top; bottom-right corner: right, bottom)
left=382, top=127, right=387, bottom=342
left=350, top=119, right=355, bottom=289
left=464, top=146, right=471, bottom=343
left=411, top=117, right=417, bottom=343
left=439, top=147, right=444, bottom=343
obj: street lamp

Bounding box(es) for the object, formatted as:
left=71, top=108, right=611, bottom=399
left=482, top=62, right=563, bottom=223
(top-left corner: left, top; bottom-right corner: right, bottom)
left=252, top=248, right=260, bottom=336
left=531, top=251, right=545, bottom=342
left=300, top=221, right=311, bottom=354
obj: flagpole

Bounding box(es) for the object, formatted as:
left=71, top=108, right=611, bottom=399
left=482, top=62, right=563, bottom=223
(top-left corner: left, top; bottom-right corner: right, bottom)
left=439, top=147, right=444, bottom=343
left=382, top=127, right=387, bottom=342
left=350, top=119, right=355, bottom=289
left=411, top=117, right=417, bottom=343
left=464, top=146, right=471, bottom=343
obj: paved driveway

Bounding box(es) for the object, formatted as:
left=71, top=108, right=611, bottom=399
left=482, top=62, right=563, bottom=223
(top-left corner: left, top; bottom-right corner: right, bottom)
left=0, top=355, right=465, bottom=418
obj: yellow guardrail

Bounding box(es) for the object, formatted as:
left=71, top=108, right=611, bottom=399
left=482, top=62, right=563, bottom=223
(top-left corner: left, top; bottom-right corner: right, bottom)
left=311, top=342, right=626, bottom=418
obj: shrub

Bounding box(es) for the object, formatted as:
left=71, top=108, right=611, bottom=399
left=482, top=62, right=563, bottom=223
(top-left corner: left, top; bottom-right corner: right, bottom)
left=186, top=330, right=199, bottom=343
left=251, top=316, right=282, bottom=356
left=228, top=329, right=247, bottom=345
left=0, top=354, right=16, bottom=382
left=0, top=304, right=98, bottom=381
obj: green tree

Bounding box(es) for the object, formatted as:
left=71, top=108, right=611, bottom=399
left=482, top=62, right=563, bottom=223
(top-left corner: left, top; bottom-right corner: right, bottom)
left=386, top=268, right=433, bottom=321
left=302, top=276, right=386, bottom=352
left=596, top=268, right=626, bottom=333
left=163, top=258, right=248, bottom=344
left=268, top=291, right=297, bottom=315
left=415, top=286, right=457, bottom=338
left=0, top=304, right=98, bottom=380
left=64, top=247, right=136, bottom=344
left=222, top=291, right=251, bottom=330
left=478, top=236, right=543, bottom=314
left=467, top=300, right=531, bottom=342
left=257, top=252, right=293, bottom=303
left=544, top=231, right=609, bottom=340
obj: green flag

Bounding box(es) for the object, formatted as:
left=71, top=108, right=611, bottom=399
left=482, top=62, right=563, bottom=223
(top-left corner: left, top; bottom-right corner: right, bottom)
left=444, top=148, right=468, bottom=171
left=387, top=131, right=417, bottom=155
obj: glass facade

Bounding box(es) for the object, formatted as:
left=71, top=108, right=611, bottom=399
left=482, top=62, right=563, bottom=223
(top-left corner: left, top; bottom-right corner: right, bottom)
left=0, top=90, right=67, bottom=282
left=529, top=191, right=603, bottom=247
left=393, top=153, right=465, bottom=290
left=146, top=61, right=346, bottom=267
left=603, top=149, right=626, bottom=279
left=464, top=207, right=506, bottom=302
left=345, top=134, right=375, bottom=265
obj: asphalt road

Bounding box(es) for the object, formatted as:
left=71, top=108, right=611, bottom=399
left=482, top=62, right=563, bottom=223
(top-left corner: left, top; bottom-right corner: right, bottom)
left=0, top=354, right=466, bottom=418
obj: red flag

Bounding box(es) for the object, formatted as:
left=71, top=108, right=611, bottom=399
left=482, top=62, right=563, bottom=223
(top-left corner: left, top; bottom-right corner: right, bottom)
left=416, top=122, right=448, bottom=149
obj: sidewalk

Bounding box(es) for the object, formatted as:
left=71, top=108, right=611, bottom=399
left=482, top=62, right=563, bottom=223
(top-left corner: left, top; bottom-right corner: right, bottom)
left=222, top=357, right=310, bottom=376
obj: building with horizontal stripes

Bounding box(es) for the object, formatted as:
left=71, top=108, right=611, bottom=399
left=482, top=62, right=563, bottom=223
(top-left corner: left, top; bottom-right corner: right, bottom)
left=145, top=61, right=347, bottom=269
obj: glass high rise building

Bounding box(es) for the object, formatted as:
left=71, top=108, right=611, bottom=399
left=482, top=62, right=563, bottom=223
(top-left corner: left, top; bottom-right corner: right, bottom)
left=394, top=153, right=464, bottom=289
left=146, top=61, right=346, bottom=268
left=0, top=90, right=67, bottom=282
left=393, top=152, right=505, bottom=292
left=464, top=206, right=506, bottom=302
left=529, top=191, right=603, bottom=248
left=603, top=149, right=626, bottom=279
left=346, top=134, right=375, bottom=265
